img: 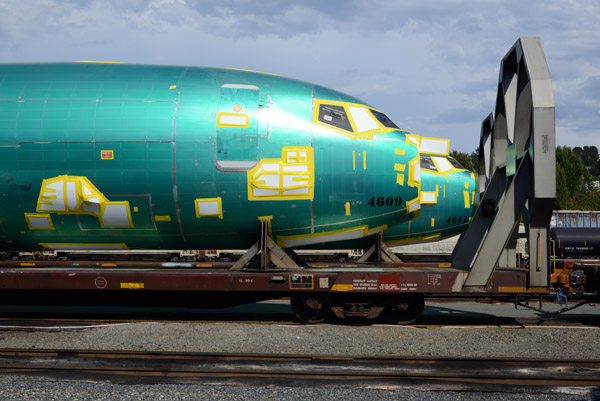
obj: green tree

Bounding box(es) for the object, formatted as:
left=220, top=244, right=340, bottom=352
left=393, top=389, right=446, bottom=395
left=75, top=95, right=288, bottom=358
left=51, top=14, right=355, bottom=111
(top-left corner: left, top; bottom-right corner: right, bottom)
left=590, top=160, right=600, bottom=177
left=555, top=146, right=584, bottom=196
left=470, top=148, right=479, bottom=172
left=583, top=145, right=599, bottom=167
left=449, top=150, right=475, bottom=172
left=566, top=192, right=600, bottom=210
left=582, top=169, right=598, bottom=193
left=555, top=163, right=570, bottom=209
left=572, top=145, right=599, bottom=167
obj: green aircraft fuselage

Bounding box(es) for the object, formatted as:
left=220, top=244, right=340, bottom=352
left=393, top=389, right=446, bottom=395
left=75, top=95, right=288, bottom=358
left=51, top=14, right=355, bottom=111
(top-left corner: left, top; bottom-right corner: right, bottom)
left=0, top=62, right=476, bottom=251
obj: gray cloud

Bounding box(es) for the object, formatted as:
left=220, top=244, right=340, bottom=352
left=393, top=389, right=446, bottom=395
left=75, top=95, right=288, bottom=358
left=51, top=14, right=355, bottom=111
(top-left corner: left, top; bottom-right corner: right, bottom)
left=0, top=0, right=597, bottom=151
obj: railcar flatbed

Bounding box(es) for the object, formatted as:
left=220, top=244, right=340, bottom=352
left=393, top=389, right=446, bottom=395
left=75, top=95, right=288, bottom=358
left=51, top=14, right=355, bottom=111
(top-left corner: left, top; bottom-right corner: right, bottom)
left=0, top=260, right=533, bottom=293
left=0, top=261, right=558, bottom=324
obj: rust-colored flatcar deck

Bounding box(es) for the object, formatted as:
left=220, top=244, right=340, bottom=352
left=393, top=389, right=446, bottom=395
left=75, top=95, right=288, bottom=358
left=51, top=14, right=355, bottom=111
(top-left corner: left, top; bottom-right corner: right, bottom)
left=0, top=261, right=533, bottom=295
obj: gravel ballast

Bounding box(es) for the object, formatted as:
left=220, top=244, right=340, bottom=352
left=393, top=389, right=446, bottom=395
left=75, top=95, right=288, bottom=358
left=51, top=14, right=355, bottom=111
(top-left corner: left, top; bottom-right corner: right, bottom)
left=0, top=301, right=598, bottom=399
left=1, top=321, right=598, bottom=359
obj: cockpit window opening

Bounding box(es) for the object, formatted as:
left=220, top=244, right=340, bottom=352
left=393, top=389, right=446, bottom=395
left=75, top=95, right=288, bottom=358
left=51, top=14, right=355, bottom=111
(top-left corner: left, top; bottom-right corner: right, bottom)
left=432, top=156, right=454, bottom=172
left=348, top=106, right=380, bottom=133
left=446, top=156, right=465, bottom=170
left=318, top=104, right=353, bottom=132
left=370, top=109, right=399, bottom=129
left=420, top=154, right=438, bottom=171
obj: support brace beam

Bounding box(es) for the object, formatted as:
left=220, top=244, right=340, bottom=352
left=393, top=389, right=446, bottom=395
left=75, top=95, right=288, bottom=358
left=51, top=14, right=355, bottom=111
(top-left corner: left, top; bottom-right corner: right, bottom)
left=357, top=232, right=402, bottom=264
left=231, top=220, right=302, bottom=270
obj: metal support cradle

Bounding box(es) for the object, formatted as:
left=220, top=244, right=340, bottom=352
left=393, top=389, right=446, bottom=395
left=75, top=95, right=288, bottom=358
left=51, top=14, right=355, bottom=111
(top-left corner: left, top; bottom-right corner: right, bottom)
left=452, top=37, right=556, bottom=291
left=231, top=220, right=303, bottom=270
left=357, top=232, right=402, bottom=264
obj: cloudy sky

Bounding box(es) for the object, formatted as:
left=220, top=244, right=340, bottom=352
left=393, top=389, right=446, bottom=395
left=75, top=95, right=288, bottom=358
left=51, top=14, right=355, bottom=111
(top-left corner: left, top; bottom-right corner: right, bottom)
left=0, top=0, right=598, bottom=152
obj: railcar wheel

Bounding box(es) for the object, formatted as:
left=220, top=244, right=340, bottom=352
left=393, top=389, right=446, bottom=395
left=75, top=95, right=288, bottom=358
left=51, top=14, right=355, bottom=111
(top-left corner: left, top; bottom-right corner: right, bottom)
left=381, top=294, right=424, bottom=325
left=290, top=294, right=332, bottom=324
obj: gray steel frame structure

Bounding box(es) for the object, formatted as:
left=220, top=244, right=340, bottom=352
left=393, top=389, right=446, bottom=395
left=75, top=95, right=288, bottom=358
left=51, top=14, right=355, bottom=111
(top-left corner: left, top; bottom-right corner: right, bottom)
left=452, top=37, right=556, bottom=290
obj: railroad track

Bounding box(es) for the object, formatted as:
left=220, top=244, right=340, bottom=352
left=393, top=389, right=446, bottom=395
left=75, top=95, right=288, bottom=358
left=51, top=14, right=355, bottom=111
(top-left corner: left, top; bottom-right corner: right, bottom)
left=0, top=315, right=598, bottom=330
left=0, top=349, right=598, bottom=390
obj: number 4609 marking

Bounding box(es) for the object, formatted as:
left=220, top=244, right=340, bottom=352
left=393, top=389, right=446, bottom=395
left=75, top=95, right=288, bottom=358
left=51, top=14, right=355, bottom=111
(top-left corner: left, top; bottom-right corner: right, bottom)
left=368, top=196, right=402, bottom=207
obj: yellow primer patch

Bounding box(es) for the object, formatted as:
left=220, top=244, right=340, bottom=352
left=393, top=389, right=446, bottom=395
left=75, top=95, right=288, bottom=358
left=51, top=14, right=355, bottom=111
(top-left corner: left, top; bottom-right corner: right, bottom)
left=195, top=197, right=223, bottom=219
left=363, top=151, right=367, bottom=170
left=406, top=133, right=421, bottom=147
left=24, top=213, right=54, bottom=230
left=169, top=85, right=177, bottom=89
left=394, top=148, right=406, bottom=155
left=352, top=150, right=356, bottom=170
left=154, top=216, right=171, bottom=222
left=419, top=136, right=450, bottom=155
left=394, top=163, right=406, bottom=172
left=216, top=112, right=250, bottom=128
left=331, top=284, right=354, bottom=291
left=420, top=190, right=437, bottom=205
left=276, top=224, right=387, bottom=249
left=39, top=243, right=129, bottom=250
left=463, top=190, right=471, bottom=209
left=345, top=202, right=351, bottom=216
left=248, top=147, right=314, bottom=201
left=100, top=201, right=133, bottom=228
left=385, top=233, right=441, bottom=247
left=406, top=197, right=421, bottom=213
left=431, top=218, right=435, bottom=228
left=258, top=215, right=274, bottom=237
left=407, top=157, right=421, bottom=188
left=74, top=60, right=123, bottom=63
left=396, top=174, right=405, bottom=186
left=35, top=175, right=133, bottom=228
left=120, top=282, right=144, bottom=289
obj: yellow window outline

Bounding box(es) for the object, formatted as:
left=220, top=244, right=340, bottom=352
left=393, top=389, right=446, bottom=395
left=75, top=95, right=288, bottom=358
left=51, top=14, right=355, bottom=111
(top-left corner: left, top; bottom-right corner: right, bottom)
left=247, top=147, right=314, bottom=201
left=99, top=201, right=134, bottom=228
left=419, top=136, right=450, bottom=156
left=428, top=156, right=468, bottom=177
left=195, top=197, right=223, bottom=219
left=24, top=213, right=55, bottom=230
left=312, top=99, right=401, bottom=140
left=217, top=112, right=250, bottom=128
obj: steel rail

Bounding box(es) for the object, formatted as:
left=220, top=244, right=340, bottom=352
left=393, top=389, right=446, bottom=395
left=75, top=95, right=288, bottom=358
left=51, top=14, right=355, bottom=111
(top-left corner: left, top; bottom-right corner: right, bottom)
left=0, top=316, right=598, bottom=329
left=0, top=349, right=598, bottom=388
